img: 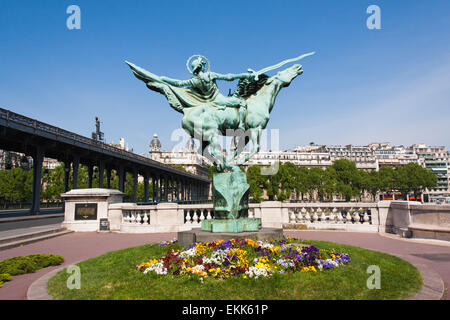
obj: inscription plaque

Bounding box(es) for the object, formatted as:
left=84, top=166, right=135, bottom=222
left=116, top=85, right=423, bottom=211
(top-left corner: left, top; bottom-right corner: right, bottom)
left=74, top=203, right=98, bottom=220
left=99, top=218, right=110, bottom=231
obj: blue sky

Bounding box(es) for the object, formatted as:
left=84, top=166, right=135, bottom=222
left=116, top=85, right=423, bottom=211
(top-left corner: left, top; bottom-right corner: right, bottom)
left=0, top=0, right=449, bottom=155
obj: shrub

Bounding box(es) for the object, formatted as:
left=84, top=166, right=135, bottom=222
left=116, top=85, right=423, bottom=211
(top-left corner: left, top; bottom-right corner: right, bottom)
left=0, top=273, right=11, bottom=287
left=0, top=254, right=64, bottom=276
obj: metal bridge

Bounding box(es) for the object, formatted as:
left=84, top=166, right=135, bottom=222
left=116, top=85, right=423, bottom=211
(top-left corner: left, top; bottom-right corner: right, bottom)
left=0, top=108, right=210, bottom=214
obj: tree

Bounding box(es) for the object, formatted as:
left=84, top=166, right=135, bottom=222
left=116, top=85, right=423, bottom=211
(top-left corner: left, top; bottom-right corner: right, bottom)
left=246, top=165, right=266, bottom=203
left=331, top=159, right=361, bottom=201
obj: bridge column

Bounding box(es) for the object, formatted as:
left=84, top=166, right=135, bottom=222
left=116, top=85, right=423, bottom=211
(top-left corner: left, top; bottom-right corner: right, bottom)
left=181, top=180, right=185, bottom=201
left=159, top=175, right=163, bottom=202
left=106, top=168, right=111, bottom=189
left=98, top=161, right=105, bottom=188
left=151, top=174, right=157, bottom=202
left=63, top=160, right=70, bottom=193
left=30, top=147, right=43, bottom=215
left=132, top=170, right=138, bottom=203
left=164, top=175, right=168, bottom=202
left=143, top=172, right=149, bottom=203
left=118, top=165, right=125, bottom=192
left=72, top=155, right=80, bottom=189
left=88, top=163, right=94, bottom=188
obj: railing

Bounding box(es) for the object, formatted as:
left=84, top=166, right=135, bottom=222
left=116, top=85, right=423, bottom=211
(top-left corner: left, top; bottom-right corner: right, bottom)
left=0, top=108, right=208, bottom=181
left=117, top=202, right=216, bottom=232
left=282, top=203, right=373, bottom=225
left=248, top=202, right=379, bottom=232
left=181, top=203, right=214, bottom=227
left=0, top=201, right=63, bottom=210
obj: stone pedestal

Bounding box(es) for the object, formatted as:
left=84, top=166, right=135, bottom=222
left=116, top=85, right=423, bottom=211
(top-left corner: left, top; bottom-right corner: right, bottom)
left=61, top=188, right=125, bottom=232
left=211, top=168, right=249, bottom=219
left=178, top=228, right=283, bottom=247
left=201, top=218, right=261, bottom=233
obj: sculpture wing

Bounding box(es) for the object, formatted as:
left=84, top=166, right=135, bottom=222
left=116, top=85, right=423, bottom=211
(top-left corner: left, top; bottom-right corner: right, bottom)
left=125, top=61, right=162, bottom=83
left=233, top=74, right=269, bottom=99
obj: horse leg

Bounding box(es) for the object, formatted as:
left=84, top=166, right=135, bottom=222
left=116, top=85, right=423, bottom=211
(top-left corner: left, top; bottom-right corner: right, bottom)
left=236, top=127, right=262, bottom=166
left=204, top=129, right=227, bottom=171
left=227, top=129, right=251, bottom=163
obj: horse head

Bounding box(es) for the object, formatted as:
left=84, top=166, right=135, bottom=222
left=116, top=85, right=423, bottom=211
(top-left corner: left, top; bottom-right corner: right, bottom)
left=267, top=64, right=303, bottom=87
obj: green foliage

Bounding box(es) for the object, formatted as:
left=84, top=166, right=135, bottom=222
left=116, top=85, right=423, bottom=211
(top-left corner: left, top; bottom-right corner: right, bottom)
left=245, top=159, right=438, bottom=202
left=0, top=254, right=64, bottom=276
left=0, top=273, right=12, bottom=287
left=0, top=168, right=33, bottom=203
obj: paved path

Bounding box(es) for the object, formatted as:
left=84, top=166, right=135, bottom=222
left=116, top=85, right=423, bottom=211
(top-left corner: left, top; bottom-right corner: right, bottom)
left=285, top=230, right=450, bottom=299
left=0, top=232, right=176, bottom=300
left=0, top=230, right=449, bottom=300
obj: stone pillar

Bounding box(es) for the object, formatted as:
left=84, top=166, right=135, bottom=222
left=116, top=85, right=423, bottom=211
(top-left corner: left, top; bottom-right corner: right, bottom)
left=30, top=147, right=43, bottom=215
left=62, top=189, right=125, bottom=232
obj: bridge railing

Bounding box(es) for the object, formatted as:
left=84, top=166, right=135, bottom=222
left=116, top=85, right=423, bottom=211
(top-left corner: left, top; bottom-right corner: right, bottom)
left=1, top=108, right=209, bottom=181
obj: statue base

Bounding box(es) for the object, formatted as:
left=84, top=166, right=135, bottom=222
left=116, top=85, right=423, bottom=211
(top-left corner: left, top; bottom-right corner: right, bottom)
left=201, top=218, right=261, bottom=233
left=178, top=227, right=283, bottom=247
left=211, top=168, right=249, bottom=219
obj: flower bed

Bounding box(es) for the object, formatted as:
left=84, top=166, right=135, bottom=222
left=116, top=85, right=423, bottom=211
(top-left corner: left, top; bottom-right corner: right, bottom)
left=137, top=236, right=350, bottom=280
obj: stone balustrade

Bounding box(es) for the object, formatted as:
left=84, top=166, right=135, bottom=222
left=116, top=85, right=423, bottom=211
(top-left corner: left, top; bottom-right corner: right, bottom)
left=62, top=194, right=450, bottom=241
left=248, top=202, right=379, bottom=232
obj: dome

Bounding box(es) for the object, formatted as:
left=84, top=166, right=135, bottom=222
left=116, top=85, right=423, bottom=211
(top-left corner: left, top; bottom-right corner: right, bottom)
left=149, top=133, right=161, bottom=152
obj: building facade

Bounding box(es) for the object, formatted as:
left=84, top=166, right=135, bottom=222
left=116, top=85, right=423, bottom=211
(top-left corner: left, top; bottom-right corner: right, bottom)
left=146, top=134, right=210, bottom=178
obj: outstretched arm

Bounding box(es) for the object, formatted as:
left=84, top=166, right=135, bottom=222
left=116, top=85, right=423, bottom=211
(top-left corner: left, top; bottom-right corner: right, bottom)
left=210, top=72, right=253, bottom=81
left=159, top=76, right=193, bottom=87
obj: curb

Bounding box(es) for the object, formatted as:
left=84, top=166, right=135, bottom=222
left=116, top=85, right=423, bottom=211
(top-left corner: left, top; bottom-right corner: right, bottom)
left=0, top=229, right=73, bottom=251
left=27, top=261, right=82, bottom=300
left=0, top=213, right=64, bottom=223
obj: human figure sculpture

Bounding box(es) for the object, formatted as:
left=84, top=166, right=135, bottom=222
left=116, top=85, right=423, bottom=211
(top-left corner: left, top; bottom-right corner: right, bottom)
left=126, top=53, right=313, bottom=171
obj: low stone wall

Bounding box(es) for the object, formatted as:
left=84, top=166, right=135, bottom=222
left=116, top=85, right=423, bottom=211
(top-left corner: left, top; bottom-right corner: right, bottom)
left=60, top=189, right=450, bottom=242
left=408, top=203, right=450, bottom=241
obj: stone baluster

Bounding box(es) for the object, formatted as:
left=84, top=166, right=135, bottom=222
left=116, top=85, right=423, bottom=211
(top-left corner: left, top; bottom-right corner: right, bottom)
left=123, top=212, right=129, bottom=223
left=329, top=208, right=336, bottom=223
left=312, top=208, right=319, bottom=224
left=304, top=208, right=311, bottom=224
left=336, top=209, right=344, bottom=224
left=363, top=210, right=370, bottom=224
left=344, top=210, right=352, bottom=224
left=351, top=209, right=359, bottom=224
left=193, top=210, right=199, bottom=224
left=206, top=210, right=212, bottom=220
left=319, top=208, right=326, bottom=223
left=295, top=210, right=302, bottom=223
left=199, top=210, right=205, bottom=223
left=135, top=211, right=141, bottom=224
left=143, top=212, right=149, bottom=225
left=289, top=210, right=296, bottom=224
left=301, top=207, right=307, bottom=223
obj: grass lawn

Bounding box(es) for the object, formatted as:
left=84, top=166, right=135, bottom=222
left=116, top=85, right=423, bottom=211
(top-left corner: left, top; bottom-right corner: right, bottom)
left=48, top=239, right=422, bottom=300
